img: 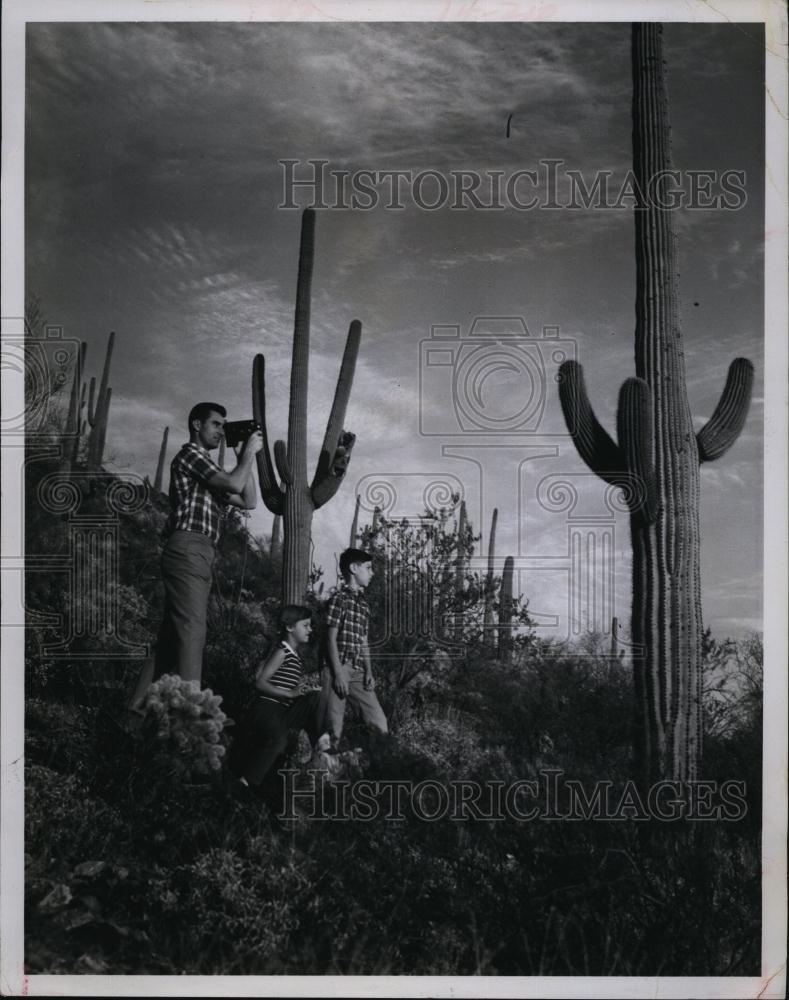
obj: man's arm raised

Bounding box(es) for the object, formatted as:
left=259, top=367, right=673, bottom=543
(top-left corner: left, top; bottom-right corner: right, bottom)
left=209, top=431, right=263, bottom=509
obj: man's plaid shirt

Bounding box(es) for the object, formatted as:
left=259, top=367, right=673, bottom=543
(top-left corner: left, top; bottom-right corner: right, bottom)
left=167, top=443, right=228, bottom=544
left=325, top=585, right=370, bottom=669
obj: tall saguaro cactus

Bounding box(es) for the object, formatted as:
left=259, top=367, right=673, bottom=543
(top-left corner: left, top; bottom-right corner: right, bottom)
left=558, top=24, right=753, bottom=783
left=87, top=331, right=115, bottom=471
left=453, top=500, right=468, bottom=639
left=253, top=209, right=361, bottom=603
left=60, top=341, right=87, bottom=472
left=154, top=426, right=169, bottom=494
left=498, top=555, right=514, bottom=663
left=483, top=507, right=499, bottom=649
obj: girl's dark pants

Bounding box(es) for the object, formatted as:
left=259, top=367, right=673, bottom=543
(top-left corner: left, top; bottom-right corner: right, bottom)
left=230, top=690, right=324, bottom=787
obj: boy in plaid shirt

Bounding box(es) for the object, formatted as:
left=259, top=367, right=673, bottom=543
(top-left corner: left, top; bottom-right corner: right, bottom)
left=320, top=548, right=387, bottom=748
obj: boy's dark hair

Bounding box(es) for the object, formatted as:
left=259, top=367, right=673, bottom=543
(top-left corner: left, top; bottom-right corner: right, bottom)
left=188, top=402, right=227, bottom=433
left=278, top=604, right=313, bottom=637
left=339, top=547, right=372, bottom=580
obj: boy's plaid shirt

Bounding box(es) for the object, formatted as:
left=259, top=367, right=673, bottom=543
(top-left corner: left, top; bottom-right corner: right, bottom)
left=167, top=443, right=228, bottom=544
left=325, top=585, right=370, bottom=669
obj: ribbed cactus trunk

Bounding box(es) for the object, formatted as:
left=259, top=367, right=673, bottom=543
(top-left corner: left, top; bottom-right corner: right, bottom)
left=154, top=426, right=169, bottom=493
left=253, top=209, right=361, bottom=604
left=631, top=23, right=702, bottom=784
left=483, top=507, right=498, bottom=649
left=498, top=555, right=514, bottom=662
left=558, top=24, right=753, bottom=784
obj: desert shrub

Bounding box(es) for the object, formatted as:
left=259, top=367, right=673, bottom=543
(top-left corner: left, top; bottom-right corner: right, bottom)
left=25, top=699, right=97, bottom=780
left=203, top=595, right=276, bottom=722
left=171, top=842, right=318, bottom=973
left=25, top=764, right=125, bottom=874
left=702, top=631, right=762, bottom=820
left=393, top=708, right=514, bottom=782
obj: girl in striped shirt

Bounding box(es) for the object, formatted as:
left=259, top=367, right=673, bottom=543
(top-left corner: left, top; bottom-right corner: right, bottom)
left=229, top=604, right=328, bottom=792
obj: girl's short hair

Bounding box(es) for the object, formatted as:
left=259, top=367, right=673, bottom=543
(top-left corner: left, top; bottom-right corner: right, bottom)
left=278, top=604, right=312, bottom=636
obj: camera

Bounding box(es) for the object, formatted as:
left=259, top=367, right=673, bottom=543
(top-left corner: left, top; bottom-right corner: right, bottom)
left=418, top=317, right=577, bottom=436
left=223, top=419, right=261, bottom=449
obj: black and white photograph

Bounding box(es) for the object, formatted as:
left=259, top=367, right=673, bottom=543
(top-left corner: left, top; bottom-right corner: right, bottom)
left=1, top=0, right=786, bottom=995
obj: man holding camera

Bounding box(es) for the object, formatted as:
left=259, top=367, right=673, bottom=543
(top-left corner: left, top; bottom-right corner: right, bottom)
left=131, top=402, right=263, bottom=703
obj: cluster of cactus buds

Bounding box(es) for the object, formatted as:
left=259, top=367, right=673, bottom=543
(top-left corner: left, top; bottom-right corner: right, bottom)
left=144, top=674, right=228, bottom=774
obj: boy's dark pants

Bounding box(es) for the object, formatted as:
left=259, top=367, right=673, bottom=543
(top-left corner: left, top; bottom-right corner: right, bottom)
left=229, top=691, right=324, bottom=787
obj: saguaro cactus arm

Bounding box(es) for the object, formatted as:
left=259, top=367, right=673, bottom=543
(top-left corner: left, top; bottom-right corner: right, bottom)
left=270, top=514, right=281, bottom=558
left=311, top=319, right=362, bottom=509
left=274, top=439, right=293, bottom=486
left=349, top=493, right=361, bottom=546
left=97, top=330, right=115, bottom=404
left=252, top=354, right=285, bottom=515
left=558, top=360, right=624, bottom=485
left=65, top=342, right=86, bottom=433
left=616, top=377, right=659, bottom=523
left=498, top=555, right=515, bottom=661
left=87, top=376, right=98, bottom=426
left=97, top=386, right=112, bottom=463
left=287, top=208, right=315, bottom=491
left=696, top=358, right=754, bottom=463
left=154, top=426, right=170, bottom=493
left=86, top=331, right=114, bottom=470
left=483, top=507, right=499, bottom=645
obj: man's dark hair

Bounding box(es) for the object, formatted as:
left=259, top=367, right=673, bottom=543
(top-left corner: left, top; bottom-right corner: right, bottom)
left=339, top=547, right=373, bottom=580
left=278, top=604, right=313, bottom=637
left=188, top=402, right=227, bottom=434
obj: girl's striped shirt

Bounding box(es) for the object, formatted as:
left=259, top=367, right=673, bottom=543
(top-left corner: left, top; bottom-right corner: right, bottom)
left=260, top=640, right=303, bottom=705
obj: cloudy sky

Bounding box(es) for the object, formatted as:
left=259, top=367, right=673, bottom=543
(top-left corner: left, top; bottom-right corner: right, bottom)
left=24, top=17, right=765, bottom=640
